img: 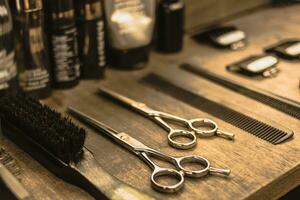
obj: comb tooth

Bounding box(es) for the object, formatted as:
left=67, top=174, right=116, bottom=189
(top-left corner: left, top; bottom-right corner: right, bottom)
left=246, top=122, right=263, bottom=133
left=267, top=131, right=285, bottom=143
left=241, top=121, right=258, bottom=133
left=270, top=135, right=285, bottom=144
left=256, top=124, right=270, bottom=135
left=264, top=129, right=281, bottom=140
left=256, top=126, right=274, bottom=138
left=263, top=128, right=283, bottom=141
left=273, top=132, right=293, bottom=144
left=225, top=113, right=245, bottom=124
left=250, top=125, right=267, bottom=137
left=259, top=128, right=277, bottom=140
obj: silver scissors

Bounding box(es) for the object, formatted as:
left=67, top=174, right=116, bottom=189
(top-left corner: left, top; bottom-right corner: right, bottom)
left=68, top=107, right=231, bottom=193
left=98, top=87, right=235, bottom=150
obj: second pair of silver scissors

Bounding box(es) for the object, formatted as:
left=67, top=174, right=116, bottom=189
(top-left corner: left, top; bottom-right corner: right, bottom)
left=68, top=107, right=231, bottom=193
left=98, top=87, right=235, bottom=150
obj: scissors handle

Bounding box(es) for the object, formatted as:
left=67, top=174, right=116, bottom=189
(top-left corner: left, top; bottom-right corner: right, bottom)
left=216, top=130, right=235, bottom=140
left=154, top=116, right=197, bottom=150
left=209, top=167, right=231, bottom=176
left=140, top=152, right=184, bottom=193
left=175, top=155, right=231, bottom=178
left=151, top=167, right=184, bottom=193
left=189, top=118, right=235, bottom=140
left=168, top=130, right=197, bottom=150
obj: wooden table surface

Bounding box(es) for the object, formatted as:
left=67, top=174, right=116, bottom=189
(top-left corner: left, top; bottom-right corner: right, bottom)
left=1, top=4, right=300, bottom=200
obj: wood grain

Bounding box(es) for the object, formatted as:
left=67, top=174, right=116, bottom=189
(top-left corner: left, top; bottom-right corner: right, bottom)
left=0, top=4, right=300, bottom=200
left=184, top=0, right=270, bottom=32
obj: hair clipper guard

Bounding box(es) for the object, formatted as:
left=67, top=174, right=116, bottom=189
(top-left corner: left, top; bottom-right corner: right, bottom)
left=193, top=26, right=247, bottom=50
left=227, top=55, right=280, bottom=78
left=265, top=39, right=300, bottom=60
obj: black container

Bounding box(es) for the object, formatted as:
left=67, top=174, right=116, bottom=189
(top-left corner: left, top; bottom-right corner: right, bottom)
left=103, top=0, right=156, bottom=69
left=9, top=0, right=51, bottom=99
left=109, top=46, right=150, bottom=69
left=0, top=0, right=18, bottom=97
left=43, top=0, right=80, bottom=89
left=156, top=0, right=184, bottom=53
left=75, top=0, right=106, bottom=79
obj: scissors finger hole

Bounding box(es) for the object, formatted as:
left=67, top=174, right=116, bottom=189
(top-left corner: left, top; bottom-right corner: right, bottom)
left=151, top=169, right=184, bottom=193
left=168, top=131, right=197, bottom=150
left=178, top=156, right=210, bottom=178
left=190, top=119, right=218, bottom=136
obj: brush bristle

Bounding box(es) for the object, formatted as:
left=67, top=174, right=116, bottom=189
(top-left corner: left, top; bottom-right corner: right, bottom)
left=0, top=94, right=86, bottom=163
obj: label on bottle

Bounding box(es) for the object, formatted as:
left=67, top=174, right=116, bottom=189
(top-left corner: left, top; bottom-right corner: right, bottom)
left=52, top=27, right=80, bottom=82
left=0, top=1, right=17, bottom=92
left=96, top=20, right=105, bottom=67
left=0, top=3, right=12, bottom=36
left=17, top=26, right=50, bottom=92
left=0, top=51, right=17, bottom=89
left=19, top=68, right=50, bottom=91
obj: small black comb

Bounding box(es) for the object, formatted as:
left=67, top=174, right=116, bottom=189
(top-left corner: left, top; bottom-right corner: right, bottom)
left=142, top=74, right=294, bottom=144
left=181, top=63, right=300, bottom=120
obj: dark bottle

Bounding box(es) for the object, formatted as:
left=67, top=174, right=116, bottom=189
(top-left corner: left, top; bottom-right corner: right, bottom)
left=0, top=0, right=18, bottom=97
left=75, top=0, right=106, bottom=79
left=156, top=0, right=185, bottom=53
left=9, top=0, right=51, bottom=99
left=103, top=0, right=156, bottom=69
left=43, top=0, right=80, bottom=89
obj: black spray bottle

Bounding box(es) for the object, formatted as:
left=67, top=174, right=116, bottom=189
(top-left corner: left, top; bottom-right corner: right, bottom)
left=43, top=0, right=80, bottom=89
left=10, top=0, right=51, bottom=99
left=0, top=0, right=18, bottom=96
left=156, top=0, right=185, bottom=53
left=75, top=0, right=106, bottom=79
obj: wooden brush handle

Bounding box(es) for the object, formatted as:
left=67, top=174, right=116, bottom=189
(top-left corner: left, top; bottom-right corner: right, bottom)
left=73, top=149, right=156, bottom=200
left=0, top=163, right=34, bottom=200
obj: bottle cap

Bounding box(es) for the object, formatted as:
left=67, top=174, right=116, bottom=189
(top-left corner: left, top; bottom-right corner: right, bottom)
left=13, top=0, right=42, bottom=13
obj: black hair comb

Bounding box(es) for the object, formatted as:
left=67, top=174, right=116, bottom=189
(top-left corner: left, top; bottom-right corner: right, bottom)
left=141, top=74, right=294, bottom=145
left=181, top=63, right=300, bottom=120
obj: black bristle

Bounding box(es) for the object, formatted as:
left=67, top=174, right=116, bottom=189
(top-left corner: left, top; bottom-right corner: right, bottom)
left=0, top=94, right=86, bottom=163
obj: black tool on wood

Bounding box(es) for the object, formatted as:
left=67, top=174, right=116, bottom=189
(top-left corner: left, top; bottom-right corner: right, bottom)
left=141, top=74, right=294, bottom=145
left=181, top=63, right=300, bottom=120
left=192, top=26, right=247, bottom=50
left=265, top=39, right=300, bottom=60
left=0, top=94, right=155, bottom=200
left=0, top=147, right=34, bottom=200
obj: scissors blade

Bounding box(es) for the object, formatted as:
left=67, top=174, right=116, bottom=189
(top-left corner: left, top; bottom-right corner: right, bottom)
left=99, top=87, right=156, bottom=116
left=67, top=107, right=150, bottom=152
